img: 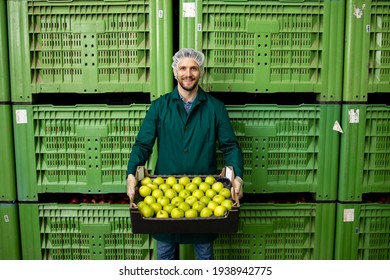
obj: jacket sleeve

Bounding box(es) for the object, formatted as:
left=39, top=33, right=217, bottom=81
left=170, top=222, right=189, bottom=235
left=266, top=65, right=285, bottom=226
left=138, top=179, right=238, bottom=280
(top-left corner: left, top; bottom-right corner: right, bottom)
left=126, top=101, right=159, bottom=176
left=217, top=105, right=244, bottom=178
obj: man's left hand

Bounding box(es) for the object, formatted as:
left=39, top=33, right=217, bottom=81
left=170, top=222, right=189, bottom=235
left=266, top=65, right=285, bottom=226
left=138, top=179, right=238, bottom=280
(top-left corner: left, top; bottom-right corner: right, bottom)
left=232, top=176, right=243, bottom=201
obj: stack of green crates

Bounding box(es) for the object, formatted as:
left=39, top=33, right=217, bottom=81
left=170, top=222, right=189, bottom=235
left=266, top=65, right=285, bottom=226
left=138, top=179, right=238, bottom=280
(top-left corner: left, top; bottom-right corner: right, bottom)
left=338, top=105, right=390, bottom=201
left=6, top=0, right=390, bottom=261
left=343, top=0, right=390, bottom=103
left=13, top=104, right=150, bottom=201
left=8, top=0, right=173, bottom=101
left=180, top=0, right=345, bottom=102
left=336, top=106, right=390, bottom=259
left=217, top=104, right=340, bottom=200
left=335, top=0, right=390, bottom=260
left=335, top=203, right=390, bottom=259
left=178, top=203, right=336, bottom=260
left=178, top=0, right=346, bottom=260
left=0, top=11, right=16, bottom=200
left=8, top=0, right=174, bottom=260
left=19, top=204, right=152, bottom=260
left=215, top=203, right=336, bottom=260
left=0, top=0, right=21, bottom=260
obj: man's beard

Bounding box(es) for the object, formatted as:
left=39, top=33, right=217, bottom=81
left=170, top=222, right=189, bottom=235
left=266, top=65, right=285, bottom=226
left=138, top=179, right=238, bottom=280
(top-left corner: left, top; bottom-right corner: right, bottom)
left=179, top=79, right=198, bottom=92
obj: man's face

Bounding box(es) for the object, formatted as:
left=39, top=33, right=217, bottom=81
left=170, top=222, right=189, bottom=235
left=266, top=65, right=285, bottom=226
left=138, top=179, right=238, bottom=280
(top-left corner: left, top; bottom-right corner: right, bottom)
left=176, top=57, right=201, bottom=92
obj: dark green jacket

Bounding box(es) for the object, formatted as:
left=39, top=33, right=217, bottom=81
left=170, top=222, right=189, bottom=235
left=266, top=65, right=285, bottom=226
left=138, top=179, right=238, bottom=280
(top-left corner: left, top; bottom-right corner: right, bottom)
left=127, top=86, right=244, bottom=243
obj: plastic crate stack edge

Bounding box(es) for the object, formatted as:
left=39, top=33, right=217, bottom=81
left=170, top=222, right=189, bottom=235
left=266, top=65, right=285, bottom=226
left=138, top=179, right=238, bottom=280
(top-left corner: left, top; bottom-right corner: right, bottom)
left=335, top=0, right=390, bottom=260
left=0, top=0, right=21, bottom=260
left=7, top=0, right=174, bottom=260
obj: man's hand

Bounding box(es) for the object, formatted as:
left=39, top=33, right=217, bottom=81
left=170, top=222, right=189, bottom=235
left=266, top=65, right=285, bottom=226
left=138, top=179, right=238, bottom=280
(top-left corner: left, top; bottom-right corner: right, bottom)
left=232, top=176, right=243, bottom=201
left=126, top=174, right=137, bottom=203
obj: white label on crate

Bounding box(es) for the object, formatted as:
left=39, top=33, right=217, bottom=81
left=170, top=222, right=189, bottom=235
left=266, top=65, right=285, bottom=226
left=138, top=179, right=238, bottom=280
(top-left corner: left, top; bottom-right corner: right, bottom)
left=15, top=109, right=27, bottom=124
left=332, top=121, right=343, bottom=133
left=348, top=109, right=359, bottom=123
left=183, top=2, right=196, bottom=18
left=366, top=24, right=371, bottom=33
left=344, top=209, right=355, bottom=222
left=197, top=23, right=202, bottom=31
left=353, top=5, right=365, bottom=19
left=158, top=10, right=164, bottom=18
left=4, top=215, right=9, bottom=223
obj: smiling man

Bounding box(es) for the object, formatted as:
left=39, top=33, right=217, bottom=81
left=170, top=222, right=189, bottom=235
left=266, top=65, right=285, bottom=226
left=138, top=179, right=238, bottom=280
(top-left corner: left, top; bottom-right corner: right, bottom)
left=126, top=48, right=244, bottom=260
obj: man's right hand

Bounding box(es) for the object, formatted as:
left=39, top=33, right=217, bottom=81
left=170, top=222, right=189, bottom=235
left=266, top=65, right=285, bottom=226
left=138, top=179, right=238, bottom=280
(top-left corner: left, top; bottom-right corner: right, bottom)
left=126, top=174, right=137, bottom=202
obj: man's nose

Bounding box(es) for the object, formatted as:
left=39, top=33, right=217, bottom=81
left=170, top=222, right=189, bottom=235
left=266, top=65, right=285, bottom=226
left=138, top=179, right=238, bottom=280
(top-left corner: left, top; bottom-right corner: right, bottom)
left=184, top=68, right=192, bottom=77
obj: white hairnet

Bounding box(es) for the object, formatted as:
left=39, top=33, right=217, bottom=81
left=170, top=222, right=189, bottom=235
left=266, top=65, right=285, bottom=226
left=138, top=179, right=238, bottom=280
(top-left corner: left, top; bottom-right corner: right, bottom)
left=172, top=48, right=205, bottom=78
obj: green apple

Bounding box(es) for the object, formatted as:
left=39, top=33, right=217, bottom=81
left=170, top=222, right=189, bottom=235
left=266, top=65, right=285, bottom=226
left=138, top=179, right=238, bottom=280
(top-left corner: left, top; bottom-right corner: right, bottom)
left=171, top=196, right=184, bottom=207
left=185, top=182, right=198, bottom=193
left=185, top=195, right=198, bottom=206
left=141, top=177, right=152, bottom=186
left=185, top=209, right=198, bottom=218
left=199, top=195, right=211, bottom=206
left=150, top=202, right=162, bottom=213
left=192, top=189, right=205, bottom=200
left=179, top=189, right=191, bottom=199
left=198, top=182, right=211, bottom=192
left=192, top=201, right=206, bottom=213
left=172, top=183, right=185, bottom=193
left=158, top=183, right=171, bottom=193
left=136, top=201, right=147, bottom=210
left=178, top=176, right=191, bottom=186
left=192, top=176, right=203, bottom=185
left=151, top=189, right=164, bottom=199
left=204, top=175, right=216, bottom=186
left=205, top=189, right=217, bottom=199
left=156, top=210, right=169, bottom=218
left=178, top=201, right=191, bottom=212
left=219, top=188, right=231, bottom=199
left=221, top=199, right=233, bottom=211
left=163, top=203, right=175, bottom=214
left=143, top=195, right=156, bottom=205
left=212, top=182, right=224, bottom=193
left=213, top=194, right=225, bottom=205
left=214, top=205, right=227, bottom=217
left=138, top=185, right=152, bottom=197
left=164, top=188, right=178, bottom=200
left=157, top=196, right=170, bottom=207
left=153, top=176, right=165, bottom=186
left=146, top=182, right=158, bottom=191
left=200, top=207, right=213, bottom=218
left=207, top=200, right=219, bottom=211
left=171, top=208, right=185, bottom=218
left=165, top=176, right=177, bottom=186
left=140, top=205, right=154, bottom=218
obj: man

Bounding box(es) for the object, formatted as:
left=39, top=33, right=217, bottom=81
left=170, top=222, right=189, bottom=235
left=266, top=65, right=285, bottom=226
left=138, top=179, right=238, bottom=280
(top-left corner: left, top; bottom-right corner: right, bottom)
left=126, top=48, right=244, bottom=260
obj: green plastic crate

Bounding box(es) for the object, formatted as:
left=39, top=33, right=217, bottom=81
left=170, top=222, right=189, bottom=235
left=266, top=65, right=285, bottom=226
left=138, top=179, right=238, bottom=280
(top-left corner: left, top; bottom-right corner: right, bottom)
left=13, top=104, right=150, bottom=201
left=214, top=203, right=336, bottom=260
left=335, top=203, right=390, bottom=260
left=0, top=203, right=21, bottom=260
left=180, top=0, right=345, bottom=102
left=0, top=0, right=10, bottom=102
left=217, top=104, right=341, bottom=200
left=7, top=0, right=173, bottom=101
left=343, top=0, right=390, bottom=102
left=338, top=105, right=390, bottom=202
left=18, top=203, right=152, bottom=260
left=0, top=105, right=17, bottom=201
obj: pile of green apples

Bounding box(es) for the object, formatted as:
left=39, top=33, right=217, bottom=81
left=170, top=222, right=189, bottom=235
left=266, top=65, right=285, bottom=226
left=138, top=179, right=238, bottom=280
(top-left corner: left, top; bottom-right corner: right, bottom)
left=136, top=175, right=234, bottom=219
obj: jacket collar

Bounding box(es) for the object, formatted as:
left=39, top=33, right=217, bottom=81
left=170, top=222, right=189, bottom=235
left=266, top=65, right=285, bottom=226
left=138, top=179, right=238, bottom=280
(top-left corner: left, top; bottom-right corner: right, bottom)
left=172, top=86, right=207, bottom=102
